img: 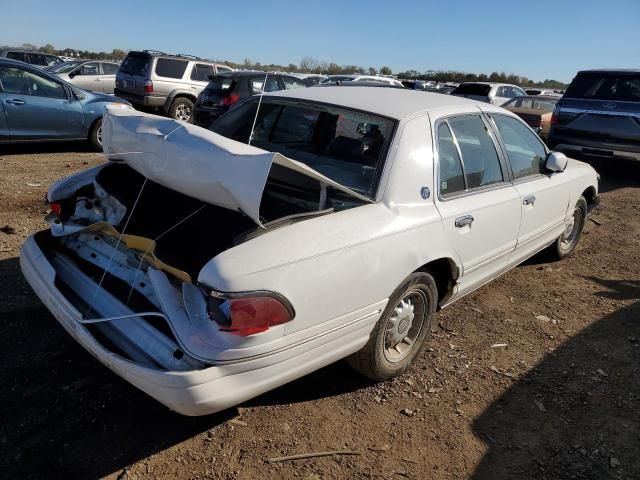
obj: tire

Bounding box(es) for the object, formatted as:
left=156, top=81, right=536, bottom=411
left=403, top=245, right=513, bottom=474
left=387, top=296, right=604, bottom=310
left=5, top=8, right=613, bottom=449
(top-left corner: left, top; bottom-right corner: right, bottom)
left=168, top=97, right=194, bottom=123
left=88, top=118, right=103, bottom=151
left=347, top=272, right=437, bottom=381
left=551, top=195, right=587, bottom=260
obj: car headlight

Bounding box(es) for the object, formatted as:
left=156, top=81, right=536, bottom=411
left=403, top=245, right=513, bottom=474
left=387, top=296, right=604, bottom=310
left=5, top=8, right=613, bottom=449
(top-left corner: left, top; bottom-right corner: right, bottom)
left=108, top=102, right=134, bottom=109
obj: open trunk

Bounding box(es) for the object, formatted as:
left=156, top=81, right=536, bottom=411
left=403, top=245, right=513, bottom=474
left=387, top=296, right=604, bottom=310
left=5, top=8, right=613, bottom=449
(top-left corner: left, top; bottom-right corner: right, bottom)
left=38, top=106, right=373, bottom=371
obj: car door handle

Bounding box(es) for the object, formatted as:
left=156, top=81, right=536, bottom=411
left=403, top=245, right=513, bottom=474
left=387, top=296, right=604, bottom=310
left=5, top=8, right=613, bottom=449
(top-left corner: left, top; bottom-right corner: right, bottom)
left=6, top=99, right=25, bottom=105
left=455, top=215, right=474, bottom=228
left=523, top=195, right=536, bottom=206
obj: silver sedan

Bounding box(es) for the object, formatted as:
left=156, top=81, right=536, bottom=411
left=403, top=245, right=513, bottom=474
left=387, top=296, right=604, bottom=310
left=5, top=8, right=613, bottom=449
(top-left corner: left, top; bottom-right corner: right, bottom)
left=48, top=60, right=119, bottom=94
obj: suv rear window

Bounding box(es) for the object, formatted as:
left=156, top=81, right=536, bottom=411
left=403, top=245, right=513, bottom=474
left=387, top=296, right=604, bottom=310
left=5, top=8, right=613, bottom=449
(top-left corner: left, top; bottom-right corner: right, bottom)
left=121, top=53, right=149, bottom=75
left=155, top=58, right=188, bottom=79
left=452, top=83, right=492, bottom=96
left=565, top=72, right=640, bottom=102
left=6, top=52, right=26, bottom=62
left=206, top=76, right=235, bottom=94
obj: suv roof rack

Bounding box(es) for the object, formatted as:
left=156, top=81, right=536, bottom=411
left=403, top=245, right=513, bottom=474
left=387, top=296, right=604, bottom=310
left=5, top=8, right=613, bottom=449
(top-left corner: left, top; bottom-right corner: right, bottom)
left=176, top=53, right=201, bottom=60
left=143, top=49, right=167, bottom=56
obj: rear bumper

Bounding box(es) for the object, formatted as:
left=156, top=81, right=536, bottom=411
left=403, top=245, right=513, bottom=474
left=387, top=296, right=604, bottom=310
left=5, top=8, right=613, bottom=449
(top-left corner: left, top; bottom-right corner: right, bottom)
left=193, top=105, right=227, bottom=128
left=114, top=89, right=166, bottom=109
left=549, top=134, right=640, bottom=162
left=20, top=234, right=375, bottom=415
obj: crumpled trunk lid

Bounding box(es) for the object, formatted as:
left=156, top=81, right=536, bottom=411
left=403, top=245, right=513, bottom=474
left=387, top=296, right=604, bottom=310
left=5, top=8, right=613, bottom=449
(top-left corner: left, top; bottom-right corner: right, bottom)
left=102, top=106, right=371, bottom=227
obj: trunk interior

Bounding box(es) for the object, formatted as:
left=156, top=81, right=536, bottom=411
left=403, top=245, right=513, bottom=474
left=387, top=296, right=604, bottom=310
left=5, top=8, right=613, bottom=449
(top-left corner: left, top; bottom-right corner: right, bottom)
left=56, top=162, right=344, bottom=280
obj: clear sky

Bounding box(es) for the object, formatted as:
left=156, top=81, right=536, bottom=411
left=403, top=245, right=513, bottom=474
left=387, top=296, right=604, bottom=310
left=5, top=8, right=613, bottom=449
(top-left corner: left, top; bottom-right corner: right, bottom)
left=2, top=0, right=638, bottom=83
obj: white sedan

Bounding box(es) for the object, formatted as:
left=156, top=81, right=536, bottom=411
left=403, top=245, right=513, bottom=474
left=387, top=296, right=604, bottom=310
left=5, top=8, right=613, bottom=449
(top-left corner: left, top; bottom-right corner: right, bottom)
left=20, top=88, right=599, bottom=415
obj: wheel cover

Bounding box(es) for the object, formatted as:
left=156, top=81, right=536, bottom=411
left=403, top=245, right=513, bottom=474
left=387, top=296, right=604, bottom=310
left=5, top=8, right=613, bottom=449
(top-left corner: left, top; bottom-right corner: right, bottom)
left=96, top=125, right=102, bottom=145
left=175, top=104, right=191, bottom=121
left=560, top=207, right=581, bottom=249
left=383, top=288, right=428, bottom=363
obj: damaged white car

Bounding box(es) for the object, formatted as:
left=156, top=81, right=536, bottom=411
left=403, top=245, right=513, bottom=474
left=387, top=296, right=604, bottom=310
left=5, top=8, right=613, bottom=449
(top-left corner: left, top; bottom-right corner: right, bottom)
left=21, top=87, right=599, bottom=415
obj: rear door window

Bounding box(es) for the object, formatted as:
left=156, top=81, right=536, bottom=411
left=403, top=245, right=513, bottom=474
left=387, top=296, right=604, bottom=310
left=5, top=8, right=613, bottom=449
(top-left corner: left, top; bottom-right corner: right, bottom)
left=154, top=58, right=188, bottom=79
left=447, top=116, right=504, bottom=190
left=120, top=54, right=149, bottom=75
left=565, top=72, right=640, bottom=102
left=437, top=122, right=466, bottom=196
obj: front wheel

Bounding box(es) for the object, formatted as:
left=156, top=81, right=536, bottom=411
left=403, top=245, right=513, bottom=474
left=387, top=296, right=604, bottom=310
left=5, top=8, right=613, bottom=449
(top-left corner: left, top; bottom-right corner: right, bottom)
left=552, top=195, right=587, bottom=260
left=347, top=272, right=437, bottom=381
left=88, top=118, right=103, bottom=151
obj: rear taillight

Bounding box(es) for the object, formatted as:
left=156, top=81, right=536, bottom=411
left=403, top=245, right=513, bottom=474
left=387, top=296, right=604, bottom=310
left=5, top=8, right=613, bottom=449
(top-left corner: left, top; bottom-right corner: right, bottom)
left=49, top=201, right=62, bottom=216
left=551, top=105, right=559, bottom=125
left=221, top=94, right=240, bottom=106
left=207, top=292, right=294, bottom=336
left=144, top=80, right=153, bottom=93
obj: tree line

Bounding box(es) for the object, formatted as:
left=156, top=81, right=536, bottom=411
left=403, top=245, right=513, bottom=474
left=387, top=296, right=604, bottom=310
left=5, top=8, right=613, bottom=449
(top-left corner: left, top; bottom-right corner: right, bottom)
left=4, top=44, right=566, bottom=88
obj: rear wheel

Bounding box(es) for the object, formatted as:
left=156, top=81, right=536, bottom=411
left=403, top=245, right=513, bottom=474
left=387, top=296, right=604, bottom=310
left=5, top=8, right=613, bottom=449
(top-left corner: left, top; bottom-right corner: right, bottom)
left=88, top=118, right=103, bottom=151
left=552, top=196, right=587, bottom=259
left=347, top=272, right=437, bottom=381
left=169, top=97, right=194, bottom=123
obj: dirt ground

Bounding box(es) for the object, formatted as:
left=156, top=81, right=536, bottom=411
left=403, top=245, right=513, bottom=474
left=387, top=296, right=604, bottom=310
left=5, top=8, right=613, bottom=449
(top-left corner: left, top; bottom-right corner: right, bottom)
left=1, top=142, right=638, bottom=480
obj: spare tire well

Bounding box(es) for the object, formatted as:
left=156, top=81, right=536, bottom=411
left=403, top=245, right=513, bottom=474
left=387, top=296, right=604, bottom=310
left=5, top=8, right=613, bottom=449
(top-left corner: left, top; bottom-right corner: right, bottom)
left=415, top=258, right=458, bottom=308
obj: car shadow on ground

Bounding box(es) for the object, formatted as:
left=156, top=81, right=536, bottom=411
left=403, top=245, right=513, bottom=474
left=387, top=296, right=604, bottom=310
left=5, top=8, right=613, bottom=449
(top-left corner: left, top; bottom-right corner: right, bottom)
left=573, top=155, right=640, bottom=194
left=0, top=142, right=95, bottom=156
left=471, top=278, right=640, bottom=479
left=0, top=255, right=368, bottom=478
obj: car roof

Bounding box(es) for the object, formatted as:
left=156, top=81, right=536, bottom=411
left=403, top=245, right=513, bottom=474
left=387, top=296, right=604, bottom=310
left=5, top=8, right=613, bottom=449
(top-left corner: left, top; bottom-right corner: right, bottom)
left=0, top=57, right=32, bottom=66
left=577, top=69, right=640, bottom=74
left=263, top=86, right=489, bottom=119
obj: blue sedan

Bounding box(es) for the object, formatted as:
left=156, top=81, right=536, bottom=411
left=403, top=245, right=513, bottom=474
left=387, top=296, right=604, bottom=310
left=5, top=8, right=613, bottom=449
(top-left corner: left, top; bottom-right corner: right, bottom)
left=0, top=58, right=131, bottom=150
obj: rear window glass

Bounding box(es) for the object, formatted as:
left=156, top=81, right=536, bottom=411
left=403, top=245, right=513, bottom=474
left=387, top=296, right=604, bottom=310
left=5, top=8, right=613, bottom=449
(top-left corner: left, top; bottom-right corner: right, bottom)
left=154, top=58, right=188, bottom=79
left=6, top=52, right=26, bottom=62
left=452, top=83, right=492, bottom=96
left=565, top=72, right=640, bottom=102
left=121, top=54, right=149, bottom=75
left=205, top=76, right=235, bottom=94
left=211, top=99, right=396, bottom=198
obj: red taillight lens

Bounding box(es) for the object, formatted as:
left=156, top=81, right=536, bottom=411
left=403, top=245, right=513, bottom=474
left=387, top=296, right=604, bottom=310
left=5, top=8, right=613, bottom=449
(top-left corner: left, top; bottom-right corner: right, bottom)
left=216, top=296, right=292, bottom=336
left=221, top=94, right=240, bottom=106
left=49, top=201, right=62, bottom=216
left=144, top=80, right=153, bottom=93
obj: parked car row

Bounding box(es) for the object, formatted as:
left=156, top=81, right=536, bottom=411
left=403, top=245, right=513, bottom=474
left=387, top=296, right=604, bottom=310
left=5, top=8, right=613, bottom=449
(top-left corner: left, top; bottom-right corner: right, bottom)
left=2, top=45, right=638, bottom=166
left=0, top=57, right=131, bottom=149
left=0, top=49, right=64, bottom=68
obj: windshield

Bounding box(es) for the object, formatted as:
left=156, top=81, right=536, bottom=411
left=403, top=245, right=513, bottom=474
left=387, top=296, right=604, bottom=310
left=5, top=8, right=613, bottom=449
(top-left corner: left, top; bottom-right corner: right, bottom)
left=210, top=99, right=396, bottom=198
left=49, top=61, right=83, bottom=74
left=452, top=83, right=492, bottom=96
left=565, top=72, right=640, bottom=101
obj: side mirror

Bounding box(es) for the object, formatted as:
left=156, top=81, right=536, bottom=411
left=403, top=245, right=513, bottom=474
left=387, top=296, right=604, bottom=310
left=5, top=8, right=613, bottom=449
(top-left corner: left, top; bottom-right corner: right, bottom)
left=68, top=71, right=77, bottom=78
left=545, top=151, right=568, bottom=172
